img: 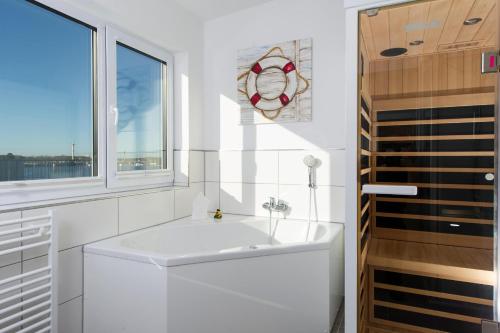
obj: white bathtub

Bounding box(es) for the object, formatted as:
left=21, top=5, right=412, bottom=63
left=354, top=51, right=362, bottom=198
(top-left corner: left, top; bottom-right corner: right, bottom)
left=83, top=215, right=344, bottom=333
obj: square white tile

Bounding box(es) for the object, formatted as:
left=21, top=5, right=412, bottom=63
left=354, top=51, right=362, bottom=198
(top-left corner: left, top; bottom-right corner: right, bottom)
left=220, top=151, right=278, bottom=184
left=189, top=151, right=205, bottom=183
left=205, top=182, right=220, bottom=212
left=174, top=150, right=189, bottom=186
left=58, top=246, right=83, bottom=304
left=59, top=296, right=82, bottom=333
left=279, top=149, right=345, bottom=186
left=22, top=199, right=118, bottom=257
left=278, top=185, right=345, bottom=222
left=119, top=190, right=174, bottom=234
left=204, top=152, right=220, bottom=182
left=174, top=182, right=205, bottom=219
left=220, top=182, right=278, bottom=216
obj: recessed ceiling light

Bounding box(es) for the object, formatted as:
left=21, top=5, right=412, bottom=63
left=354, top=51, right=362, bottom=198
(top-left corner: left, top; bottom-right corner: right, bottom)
left=380, top=48, right=407, bottom=57
left=409, top=40, right=424, bottom=46
left=366, top=8, right=379, bottom=17
left=464, top=17, right=482, bottom=25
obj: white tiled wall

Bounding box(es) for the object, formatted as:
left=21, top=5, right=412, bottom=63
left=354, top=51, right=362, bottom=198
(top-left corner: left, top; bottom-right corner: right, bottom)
left=205, top=149, right=346, bottom=223
left=0, top=150, right=206, bottom=332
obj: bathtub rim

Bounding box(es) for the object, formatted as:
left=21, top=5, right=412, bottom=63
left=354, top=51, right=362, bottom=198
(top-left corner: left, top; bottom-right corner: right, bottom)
left=84, top=215, right=344, bottom=267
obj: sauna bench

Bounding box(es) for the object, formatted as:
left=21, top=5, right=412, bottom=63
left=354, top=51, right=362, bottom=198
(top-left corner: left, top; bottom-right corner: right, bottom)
left=367, top=239, right=494, bottom=333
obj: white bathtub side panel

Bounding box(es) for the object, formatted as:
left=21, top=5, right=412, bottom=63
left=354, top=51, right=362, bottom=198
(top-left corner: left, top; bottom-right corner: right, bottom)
left=329, top=225, right=345, bottom=327
left=83, top=253, right=167, bottom=333
left=166, top=250, right=331, bottom=333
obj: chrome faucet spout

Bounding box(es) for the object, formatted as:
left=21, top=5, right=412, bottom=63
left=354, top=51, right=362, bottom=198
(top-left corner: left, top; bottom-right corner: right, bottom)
left=262, top=197, right=288, bottom=213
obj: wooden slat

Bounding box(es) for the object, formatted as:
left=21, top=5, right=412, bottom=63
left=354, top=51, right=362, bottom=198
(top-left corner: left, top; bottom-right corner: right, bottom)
left=361, top=202, right=370, bottom=216
left=374, top=151, right=495, bottom=156
left=374, top=61, right=389, bottom=97
left=361, top=167, right=371, bottom=175
left=388, top=58, right=403, bottom=96
left=375, top=197, right=493, bottom=208
left=373, top=300, right=482, bottom=324
left=361, top=129, right=371, bottom=140
left=447, top=51, right=464, bottom=90
left=373, top=182, right=494, bottom=190
left=371, top=318, right=447, bottom=333
left=374, top=134, right=495, bottom=141
left=402, top=57, right=419, bottom=95
left=374, top=228, right=493, bottom=250
left=367, top=238, right=494, bottom=285
left=375, top=166, right=495, bottom=173
left=361, top=109, right=372, bottom=124
left=373, top=282, right=493, bottom=306
left=375, top=117, right=495, bottom=126
left=373, top=92, right=496, bottom=111
left=418, top=54, right=433, bottom=93
left=376, top=211, right=493, bottom=225
left=361, top=149, right=372, bottom=156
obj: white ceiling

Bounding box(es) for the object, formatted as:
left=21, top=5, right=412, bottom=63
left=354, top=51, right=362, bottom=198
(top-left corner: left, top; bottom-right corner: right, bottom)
left=173, top=0, right=274, bottom=20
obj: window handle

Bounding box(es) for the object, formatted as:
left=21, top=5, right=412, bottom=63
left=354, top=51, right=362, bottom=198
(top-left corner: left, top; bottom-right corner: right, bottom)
left=109, top=105, right=119, bottom=126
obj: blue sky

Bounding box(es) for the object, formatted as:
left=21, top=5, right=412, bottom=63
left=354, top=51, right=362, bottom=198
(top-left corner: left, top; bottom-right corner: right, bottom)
left=0, top=0, right=93, bottom=157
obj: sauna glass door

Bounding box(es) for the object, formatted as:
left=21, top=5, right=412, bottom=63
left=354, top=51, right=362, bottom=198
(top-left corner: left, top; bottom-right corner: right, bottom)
left=358, top=1, right=498, bottom=332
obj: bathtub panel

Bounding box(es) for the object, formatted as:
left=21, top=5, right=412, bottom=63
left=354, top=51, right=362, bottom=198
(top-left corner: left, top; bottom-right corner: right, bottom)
left=84, top=253, right=167, bottom=333
left=166, top=250, right=332, bottom=333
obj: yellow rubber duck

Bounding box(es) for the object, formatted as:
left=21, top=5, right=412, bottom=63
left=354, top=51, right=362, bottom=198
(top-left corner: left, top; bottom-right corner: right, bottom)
left=214, top=209, right=223, bottom=219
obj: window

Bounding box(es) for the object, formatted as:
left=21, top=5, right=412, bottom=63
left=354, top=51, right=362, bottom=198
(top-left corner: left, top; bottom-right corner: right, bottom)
left=0, top=1, right=174, bottom=205
left=0, top=0, right=97, bottom=183
left=106, top=28, right=173, bottom=188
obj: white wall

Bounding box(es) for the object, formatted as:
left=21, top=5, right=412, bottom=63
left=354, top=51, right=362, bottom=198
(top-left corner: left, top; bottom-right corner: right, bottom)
left=202, top=0, right=346, bottom=220
left=203, top=0, right=345, bottom=151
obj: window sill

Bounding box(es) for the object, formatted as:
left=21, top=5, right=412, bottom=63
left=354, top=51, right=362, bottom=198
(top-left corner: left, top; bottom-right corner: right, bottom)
left=0, top=178, right=191, bottom=213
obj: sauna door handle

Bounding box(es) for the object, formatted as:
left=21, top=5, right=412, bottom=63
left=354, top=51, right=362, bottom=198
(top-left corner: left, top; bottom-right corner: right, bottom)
left=361, top=184, right=418, bottom=196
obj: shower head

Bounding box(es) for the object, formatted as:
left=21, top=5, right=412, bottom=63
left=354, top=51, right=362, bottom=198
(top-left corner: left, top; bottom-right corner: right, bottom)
left=303, top=155, right=317, bottom=168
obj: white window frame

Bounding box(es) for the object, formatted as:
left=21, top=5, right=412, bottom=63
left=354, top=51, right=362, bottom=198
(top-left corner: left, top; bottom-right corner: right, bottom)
left=105, top=27, right=174, bottom=188
left=0, top=1, right=176, bottom=207
left=0, top=0, right=108, bottom=206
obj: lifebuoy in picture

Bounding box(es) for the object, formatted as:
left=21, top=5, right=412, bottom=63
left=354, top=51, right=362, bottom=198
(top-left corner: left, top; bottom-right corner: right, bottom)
left=246, top=56, right=298, bottom=111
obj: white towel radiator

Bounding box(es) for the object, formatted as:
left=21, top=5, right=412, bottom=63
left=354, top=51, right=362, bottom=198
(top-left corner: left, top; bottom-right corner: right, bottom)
left=0, top=212, right=58, bottom=333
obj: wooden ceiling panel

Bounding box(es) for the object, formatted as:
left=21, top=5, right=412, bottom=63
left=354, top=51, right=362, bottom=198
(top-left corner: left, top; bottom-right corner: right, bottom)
left=360, top=14, right=376, bottom=60
left=406, top=2, right=431, bottom=56
left=474, top=4, right=497, bottom=44
left=422, top=0, right=452, bottom=53
left=389, top=6, right=409, bottom=48
left=456, top=0, right=496, bottom=42
left=369, top=9, right=391, bottom=56
left=360, top=0, right=497, bottom=61
left=439, top=0, right=475, bottom=45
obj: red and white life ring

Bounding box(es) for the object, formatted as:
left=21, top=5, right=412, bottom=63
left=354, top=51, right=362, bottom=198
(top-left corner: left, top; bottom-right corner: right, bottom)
left=246, top=56, right=298, bottom=111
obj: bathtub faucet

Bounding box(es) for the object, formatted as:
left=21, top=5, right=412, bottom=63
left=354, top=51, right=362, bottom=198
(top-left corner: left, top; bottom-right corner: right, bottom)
left=262, top=197, right=288, bottom=213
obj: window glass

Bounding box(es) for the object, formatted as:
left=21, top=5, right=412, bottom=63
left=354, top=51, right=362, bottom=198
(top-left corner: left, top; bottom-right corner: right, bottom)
left=116, top=43, right=164, bottom=172
left=0, top=0, right=95, bottom=182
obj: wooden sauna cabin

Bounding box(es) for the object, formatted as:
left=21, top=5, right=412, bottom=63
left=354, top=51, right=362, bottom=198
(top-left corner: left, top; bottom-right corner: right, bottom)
left=356, top=0, right=498, bottom=332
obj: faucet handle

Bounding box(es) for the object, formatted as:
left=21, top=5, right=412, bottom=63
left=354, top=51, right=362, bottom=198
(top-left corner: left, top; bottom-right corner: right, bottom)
left=276, top=200, right=288, bottom=211
left=269, top=196, right=276, bottom=207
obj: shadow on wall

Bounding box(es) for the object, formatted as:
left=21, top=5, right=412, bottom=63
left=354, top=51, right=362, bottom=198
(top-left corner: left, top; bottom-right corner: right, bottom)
left=213, top=94, right=345, bottom=223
